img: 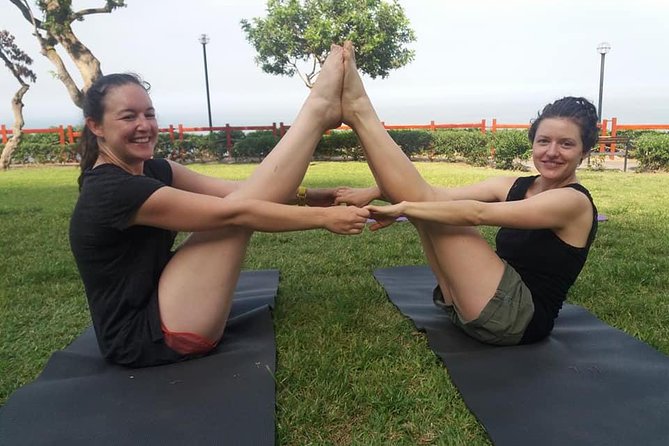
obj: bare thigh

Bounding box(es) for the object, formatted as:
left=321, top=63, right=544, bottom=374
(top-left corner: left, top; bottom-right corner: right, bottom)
left=412, top=220, right=506, bottom=321
left=156, top=49, right=343, bottom=342
left=158, top=226, right=252, bottom=342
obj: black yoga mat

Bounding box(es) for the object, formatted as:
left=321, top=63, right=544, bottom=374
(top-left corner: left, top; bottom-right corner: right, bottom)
left=0, top=269, right=280, bottom=446
left=374, top=265, right=669, bottom=446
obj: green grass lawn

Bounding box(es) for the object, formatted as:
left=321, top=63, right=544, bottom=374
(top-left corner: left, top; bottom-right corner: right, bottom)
left=1, top=162, right=668, bottom=445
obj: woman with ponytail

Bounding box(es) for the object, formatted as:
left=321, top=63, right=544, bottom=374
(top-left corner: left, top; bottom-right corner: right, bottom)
left=70, top=46, right=369, bottom=367
left=336, top=41, right=598, bottom=346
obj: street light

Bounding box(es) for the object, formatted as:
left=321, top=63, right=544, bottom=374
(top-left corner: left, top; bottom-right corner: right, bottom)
left=199, top=33, right=213, bottom=131
left=596, top=42, right=611, bottom=120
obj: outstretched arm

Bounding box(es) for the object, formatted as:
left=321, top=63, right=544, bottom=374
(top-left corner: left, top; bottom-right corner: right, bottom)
left=366, top=187, right=594, bottom=244
left=131, top=186, right=369, bottom=235
left=168, top=160, right=244, bottom=198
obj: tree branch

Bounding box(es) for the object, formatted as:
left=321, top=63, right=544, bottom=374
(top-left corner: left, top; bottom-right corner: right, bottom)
left=8, top=0, right=45, bottom=29
left=73, top=7, right=112, bottom=17
left=306, top=56, right=320, bottom=86
left=30, top=25, right=85, bottom=107
left=72, top=1, right=126, bottom=19
left=288, top=60, right=312, bottom=88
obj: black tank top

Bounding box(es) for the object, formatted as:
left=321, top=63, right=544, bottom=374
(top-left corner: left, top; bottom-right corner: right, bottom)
left=495, top=175, right=598, bottom=343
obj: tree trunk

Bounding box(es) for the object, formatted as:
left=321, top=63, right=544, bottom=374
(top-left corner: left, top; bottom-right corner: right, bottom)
left=1, top=84, right=29, bottom=170
left=51, top=23, right=102, bottom=94
left=9, top=0, right=125, bottom=109
left=37, top=37, right=85, bottom=108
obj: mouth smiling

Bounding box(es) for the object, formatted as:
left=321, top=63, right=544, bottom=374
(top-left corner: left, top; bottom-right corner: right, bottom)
left=541, top=160, right=563, bottom=168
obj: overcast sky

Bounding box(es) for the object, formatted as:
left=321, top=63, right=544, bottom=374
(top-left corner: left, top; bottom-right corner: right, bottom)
left=1, top=0, right=668, bottom=129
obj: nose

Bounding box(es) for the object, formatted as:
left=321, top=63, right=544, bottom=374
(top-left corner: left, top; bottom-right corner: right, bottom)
left=136, top=115, right=150, bottom=130
left=546, top=141, right=559, bottom=156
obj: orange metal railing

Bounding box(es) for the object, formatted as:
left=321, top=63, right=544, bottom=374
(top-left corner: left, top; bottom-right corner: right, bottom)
left=2, top=119, right=667, bottom=153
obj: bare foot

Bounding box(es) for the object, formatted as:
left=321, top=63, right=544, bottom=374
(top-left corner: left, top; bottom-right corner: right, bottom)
left=342, top=41, right=377, bottom=128
left=304, top=44, right=344, bottom=130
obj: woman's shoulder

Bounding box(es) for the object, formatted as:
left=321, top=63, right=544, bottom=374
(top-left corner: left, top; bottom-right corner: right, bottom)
left=144, top=158, right=172, bottom=185
left=500, top=175, right=538, bottom=201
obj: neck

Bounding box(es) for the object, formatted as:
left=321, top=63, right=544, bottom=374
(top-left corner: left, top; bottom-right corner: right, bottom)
left=536, top=174, right=578, bottom=192
left=95, top=143, right=143, bottom=175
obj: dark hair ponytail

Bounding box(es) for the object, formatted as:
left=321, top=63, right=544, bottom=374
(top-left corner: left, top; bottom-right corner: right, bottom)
left=77, top=126, right=100, bottom=189
left=77, top=73, right=150, bottom=190
left=528, top=96, right=599, bottom=153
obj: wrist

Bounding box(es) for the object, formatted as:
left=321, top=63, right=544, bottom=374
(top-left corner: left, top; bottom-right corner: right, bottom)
left=315, top=207, right=329, bottom=228
left=297, top=186, right=307, bottom=206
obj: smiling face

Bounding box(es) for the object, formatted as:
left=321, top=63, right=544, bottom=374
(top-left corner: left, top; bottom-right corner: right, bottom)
left=87, top=83, right=158, bottom=167
left=532, top=118, right=585, bottom=186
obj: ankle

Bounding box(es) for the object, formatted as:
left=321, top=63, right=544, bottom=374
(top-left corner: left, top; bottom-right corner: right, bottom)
left=297, top=99, right=340, bottom=132
left=344, top=101, right=378, bottom=130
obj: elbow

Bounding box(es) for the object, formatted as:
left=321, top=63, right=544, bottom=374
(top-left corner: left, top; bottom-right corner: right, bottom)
left=217, top=197, right=248, bottom=228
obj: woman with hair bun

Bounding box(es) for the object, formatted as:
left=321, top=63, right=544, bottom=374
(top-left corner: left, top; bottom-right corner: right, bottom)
left=337, top=41, right=598, bottom=345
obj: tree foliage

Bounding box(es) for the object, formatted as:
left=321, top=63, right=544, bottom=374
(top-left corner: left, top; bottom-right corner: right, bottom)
left=8, top=0, right=125, bottom=108
left=241, top=0, right=416, bottom=87
left=0, top=30, right=37, bottom=84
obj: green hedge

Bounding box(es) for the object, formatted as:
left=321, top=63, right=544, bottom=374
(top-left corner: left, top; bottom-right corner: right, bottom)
left=388, top=130, right=433, bottom=157
left=433, top=130, right=491, bottom=165
left=491, top=130, right=531, bottom=170
left=0, top=132, right=76, bottom=164
left=10, top=142, right=78, bottom=164
left=635, top=133, right=669, bottom=172
left=154, top=131, right=246, bottom=162
left=231, top=131, right=280, bottom=160
left=7, top=127, right=667, bottom=171
left=315, top=130, right=362, bottom=160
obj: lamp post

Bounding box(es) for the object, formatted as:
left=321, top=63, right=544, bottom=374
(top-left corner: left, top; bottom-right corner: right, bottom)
left=596, top=42, right=611, bottom=120
left=199, top=33, right=213, bottom=131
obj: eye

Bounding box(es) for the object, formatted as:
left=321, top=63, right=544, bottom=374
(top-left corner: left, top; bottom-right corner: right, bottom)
left=120, top=114, right=135, bottom=121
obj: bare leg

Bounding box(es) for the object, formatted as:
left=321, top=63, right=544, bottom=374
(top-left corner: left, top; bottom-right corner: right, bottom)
left=341, top=41, right=433, bottom=203
left=414, top=224, right=452, bottom=305
left=159, top=45, right=345, bottom=341
left=341, top=42, right=504, bottom=320
left=231, top=44, right=344, bottom=203
left=414, top=221, right=505, bottom=321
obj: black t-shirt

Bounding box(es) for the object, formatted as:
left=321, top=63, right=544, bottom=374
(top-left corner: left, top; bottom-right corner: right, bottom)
left=495, top=175, right=598, bottom=343
left=69, top=159, right=180, bottom=365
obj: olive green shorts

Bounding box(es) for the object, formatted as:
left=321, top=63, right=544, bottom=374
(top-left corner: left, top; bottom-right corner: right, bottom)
left=433, top=261, right=535, bottom=346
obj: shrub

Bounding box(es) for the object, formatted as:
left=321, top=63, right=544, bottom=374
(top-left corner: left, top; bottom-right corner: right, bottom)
left=9, top=141, right=77, bottom=164
left=387, top=130, right=433, bottom=158
left=154, top=131, right=246, bottom=162
left=232, top=131, right=280, bottom=160
left=491, top=130, right=531, bottom=170
left=316, top=130, right=362, bottom=160
left=432, top=130, right=490, bottom=164
left=211, top=130, right=245, bottom=159
left=154, top=134, right=206, bottom=163
left=635, top=133, right=669, bottom=172
left=22, top=132, right=62, bottom=145
left=1, top=131, right=76, bottom=164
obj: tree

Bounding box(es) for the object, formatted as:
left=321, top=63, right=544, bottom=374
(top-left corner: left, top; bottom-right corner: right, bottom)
left=8, top=0, right=126, bottom=108
left=0, top=30, right=37, bottom=170
left=241, top=0, right=416, bottom=88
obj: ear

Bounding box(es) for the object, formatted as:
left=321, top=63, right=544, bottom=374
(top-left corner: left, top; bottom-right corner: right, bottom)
left=85, top=117, right=104, bottom=138
left=580, top=150, right=589, bottom=164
